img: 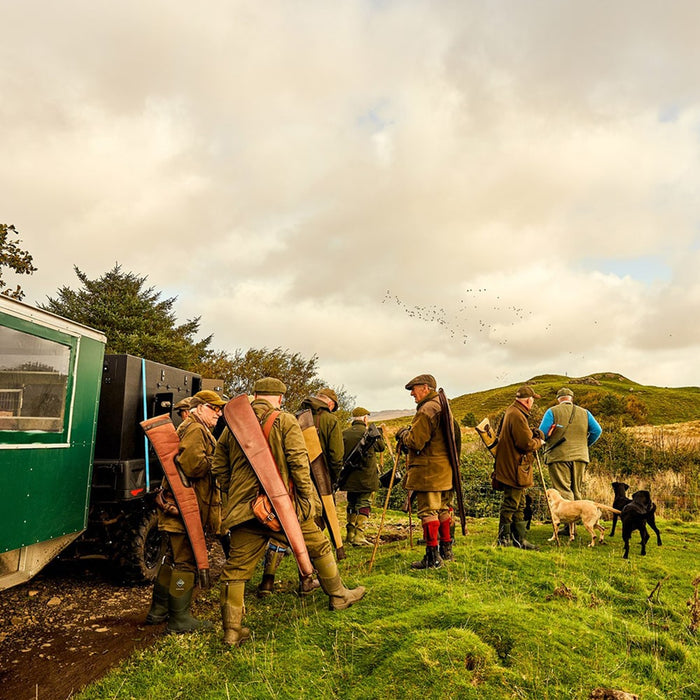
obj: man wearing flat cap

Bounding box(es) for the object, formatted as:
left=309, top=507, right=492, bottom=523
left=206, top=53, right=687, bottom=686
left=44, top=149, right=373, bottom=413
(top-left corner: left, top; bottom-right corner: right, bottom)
left=213, top=377, right=365, bottom=647
left=538, top=387, right=602, bottom=506
left=395, top=374, right=455, bottom=569
left=173, top=396, right=192, bottom=424
left=493, top=385, right=545, bottom=550
left=145, top=389, right=226, bottom=633
left=340, top=407, right=386, bottom=546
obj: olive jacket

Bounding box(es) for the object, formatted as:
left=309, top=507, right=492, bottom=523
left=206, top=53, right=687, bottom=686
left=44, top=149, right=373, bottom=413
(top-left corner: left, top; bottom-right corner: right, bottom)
left=402, top=390, right=453, bottom=492
left=158, top=414, right=222, bottom=535
left=299, top=396, right=345, bottom=484
left=212, top=398, right=316, bottom=531
left=494, top=401, right=544, bottom=489
left=341, top=420, right=386, bottom=492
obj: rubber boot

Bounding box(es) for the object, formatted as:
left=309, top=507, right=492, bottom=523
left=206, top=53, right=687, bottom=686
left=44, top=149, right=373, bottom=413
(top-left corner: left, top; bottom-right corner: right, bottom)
left=497, top=522, right=512, bottom=547
left=438, top=517, right=454, bottom=561
left=439, top=540, right=454, bottom=561
left=411, top=545, right=443, bottom=569
left=257, top=543, right=287, bottom=598
left=145, top=563, right=171, bottom=624
left=298, top=573, right=321, bottom=596
left=221, top=581, right=251, bottom=647
left=166, top=570, right=214, bottom=634
left=345, top=512, right=358, bottom=546
left=352, top=514, right=372, bottom=547
left=511, top=520, right=540, bottom=551
left=314, top=551, right=366, bottom=611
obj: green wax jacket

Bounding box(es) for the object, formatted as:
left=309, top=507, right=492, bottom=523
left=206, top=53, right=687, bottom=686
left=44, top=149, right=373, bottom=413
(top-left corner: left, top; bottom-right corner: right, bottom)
left=212, top=398, right=315, bottom=530
left=158, top=414, right=222, bottom=535
left=341, top=420, right=386, bottom=492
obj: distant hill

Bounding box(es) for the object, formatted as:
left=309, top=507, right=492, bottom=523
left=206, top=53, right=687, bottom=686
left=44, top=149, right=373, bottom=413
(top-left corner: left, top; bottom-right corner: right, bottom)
left=449, top=372, right=700, bottom=426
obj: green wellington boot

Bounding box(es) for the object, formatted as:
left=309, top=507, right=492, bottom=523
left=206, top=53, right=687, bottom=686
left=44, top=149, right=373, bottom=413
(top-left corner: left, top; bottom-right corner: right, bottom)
left=314, top=551, right=366, bottom=611
left=221, top=581, right=251, bottom=647
left=166, top=570, right=214, bottom=634
left=145, top=563, right=172, bottom=624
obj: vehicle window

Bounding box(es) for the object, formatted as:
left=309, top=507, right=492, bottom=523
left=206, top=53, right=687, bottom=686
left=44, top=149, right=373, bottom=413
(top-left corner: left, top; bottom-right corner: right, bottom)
left=0, top=326, right=71, bottom=433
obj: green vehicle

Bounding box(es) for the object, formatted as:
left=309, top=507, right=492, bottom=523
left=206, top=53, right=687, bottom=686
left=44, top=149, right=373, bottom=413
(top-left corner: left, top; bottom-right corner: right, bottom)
left=0, top=296, right=215, bottom=591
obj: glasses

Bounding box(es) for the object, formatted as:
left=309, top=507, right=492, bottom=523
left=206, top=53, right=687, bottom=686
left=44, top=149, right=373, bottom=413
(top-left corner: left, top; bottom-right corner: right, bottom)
left=206, top=404, right=222, bottom=415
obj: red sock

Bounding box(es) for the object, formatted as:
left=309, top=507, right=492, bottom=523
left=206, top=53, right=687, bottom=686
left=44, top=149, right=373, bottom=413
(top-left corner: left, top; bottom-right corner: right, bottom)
left=438, top=517, right=452, bottom=543
left=423, top=519, right=439, bottom=547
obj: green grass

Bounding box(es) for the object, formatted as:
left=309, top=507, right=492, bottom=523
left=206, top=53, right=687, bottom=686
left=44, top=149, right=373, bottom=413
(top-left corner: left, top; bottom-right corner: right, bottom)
left=78, top=514, right=700, bottom=700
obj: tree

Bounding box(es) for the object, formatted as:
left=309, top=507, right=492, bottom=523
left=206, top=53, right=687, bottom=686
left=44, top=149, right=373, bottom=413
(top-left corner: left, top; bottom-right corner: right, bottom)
left=195, top=346, right=354, bottom=415
left=41, top=264, right=211, bottom=369
left=0, top=224, right=37, bottom=300
left=461, top=412, right=478, bottom=428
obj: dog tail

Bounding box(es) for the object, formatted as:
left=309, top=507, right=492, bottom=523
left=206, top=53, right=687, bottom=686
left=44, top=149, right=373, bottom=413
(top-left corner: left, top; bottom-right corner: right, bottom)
left=596, top=504, right=621, bottom=514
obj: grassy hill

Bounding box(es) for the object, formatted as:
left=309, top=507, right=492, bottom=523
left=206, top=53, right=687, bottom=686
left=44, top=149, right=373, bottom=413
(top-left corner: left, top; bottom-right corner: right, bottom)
left=78, top=514, right=700, bottom=700
left=449, top=372, right=700, bottom=426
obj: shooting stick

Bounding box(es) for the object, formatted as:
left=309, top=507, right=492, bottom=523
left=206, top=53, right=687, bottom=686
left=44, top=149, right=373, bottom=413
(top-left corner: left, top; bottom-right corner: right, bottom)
left=368, top=437, right=403, bottom=574
left=535, top=451, right=559, bottom=547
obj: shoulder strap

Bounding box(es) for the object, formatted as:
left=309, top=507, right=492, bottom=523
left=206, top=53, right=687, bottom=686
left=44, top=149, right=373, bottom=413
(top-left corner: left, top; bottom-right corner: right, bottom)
left=262, top=410, right=281, bottom=442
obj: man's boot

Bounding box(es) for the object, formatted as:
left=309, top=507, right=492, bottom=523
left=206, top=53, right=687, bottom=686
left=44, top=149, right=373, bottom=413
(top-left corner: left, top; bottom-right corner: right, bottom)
left=352, top=512, right=372, bottom=547
left=411, top=519, right=442, bottom=569
left=511, top=520, right=540, bottom=551
left=345, top=512, right=358, bottom=546
left=438, top=517, right=454, bottom=561
left=411, top=545, right=443, bottom=569
left=145, top=563, right=172, bottom=624
left=221, top=580, right=251, bottom=647
left=314, top=551, right=366, bottom=611
left=497, top=522, right=512, bottom=546
left=298, top=573, right=321, bottom=596
left=257, top=543, right=287, bottom=598
left=166, top=570, right=214, bottom=634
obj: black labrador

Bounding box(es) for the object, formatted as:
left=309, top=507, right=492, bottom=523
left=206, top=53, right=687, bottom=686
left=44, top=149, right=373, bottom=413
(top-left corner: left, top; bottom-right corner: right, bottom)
left=620, top=490, right=662, bottom=559
left=610, top=482, right=632, bottom=536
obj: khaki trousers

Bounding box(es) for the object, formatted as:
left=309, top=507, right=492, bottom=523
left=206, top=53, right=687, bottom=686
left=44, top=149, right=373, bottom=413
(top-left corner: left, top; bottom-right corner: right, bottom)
left=220, top=519, right=332, bottom=585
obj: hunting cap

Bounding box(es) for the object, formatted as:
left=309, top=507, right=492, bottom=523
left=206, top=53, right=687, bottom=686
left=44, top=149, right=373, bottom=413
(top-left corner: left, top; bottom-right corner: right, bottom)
left=557, top=387, right=574, bottom=398
left=253, top=377, right=287, bottom=396
left=173, top=397, right=192, bottom=412
left=318, top=387, right=339, bottom=410
left=351, top=406, right=370, bottom=418
left=190, top=390, right=227, bottom=407
left=404, top=374, right=437, bottom=390
left=515, top=385, right=541, bottom=399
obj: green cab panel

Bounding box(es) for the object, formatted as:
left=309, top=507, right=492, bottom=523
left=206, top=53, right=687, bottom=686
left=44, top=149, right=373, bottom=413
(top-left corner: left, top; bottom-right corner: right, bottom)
left=0, top=297, right=106, bottom=584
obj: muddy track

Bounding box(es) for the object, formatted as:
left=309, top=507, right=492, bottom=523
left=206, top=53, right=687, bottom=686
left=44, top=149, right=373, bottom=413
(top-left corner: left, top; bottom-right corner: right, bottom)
left=0, top=546, right=226, bottom=700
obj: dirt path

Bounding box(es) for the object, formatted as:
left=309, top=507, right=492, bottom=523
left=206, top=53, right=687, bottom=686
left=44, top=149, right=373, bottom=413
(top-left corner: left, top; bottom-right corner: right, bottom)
left=0, top=546, right=226, bottom=700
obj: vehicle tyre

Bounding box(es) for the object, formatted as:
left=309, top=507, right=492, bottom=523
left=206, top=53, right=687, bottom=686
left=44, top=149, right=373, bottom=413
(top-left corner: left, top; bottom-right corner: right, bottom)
left=116, top=507, right=162, bottom=584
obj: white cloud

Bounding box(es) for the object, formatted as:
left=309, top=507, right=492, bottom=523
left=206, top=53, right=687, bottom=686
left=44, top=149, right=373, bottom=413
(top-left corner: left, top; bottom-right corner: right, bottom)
left=3, top=1, right=700, bottom=408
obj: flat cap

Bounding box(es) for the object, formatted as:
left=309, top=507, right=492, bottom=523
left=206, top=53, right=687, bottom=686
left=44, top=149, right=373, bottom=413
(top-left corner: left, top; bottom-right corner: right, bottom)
left=190, top=390, right=227, bottom=407
left=404, top=374, right=437, bottom=390
left=351, top=406, right=370, bottom=417
left=253, top=377, right=287, bottom=395
left=557, top=387, right=574, bottom=398
left=515, top=385, right=541, bottom=399
left=173, top=397, right=192, bottom=411
left=318, top=387, right=339, bottom=411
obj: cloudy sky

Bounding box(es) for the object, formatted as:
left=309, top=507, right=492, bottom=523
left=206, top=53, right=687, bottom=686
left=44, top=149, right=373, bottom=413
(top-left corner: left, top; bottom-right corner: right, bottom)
left=2, top=1, right=700, bottom=410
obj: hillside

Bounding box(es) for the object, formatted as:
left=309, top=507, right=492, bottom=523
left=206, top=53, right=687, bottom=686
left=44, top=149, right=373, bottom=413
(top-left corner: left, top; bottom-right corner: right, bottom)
left=449, top=372, right=700, bottom=426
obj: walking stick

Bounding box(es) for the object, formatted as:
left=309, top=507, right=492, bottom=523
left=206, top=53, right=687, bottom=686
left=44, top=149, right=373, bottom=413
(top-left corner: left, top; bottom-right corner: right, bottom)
left=535, top=451, right=559, bottom=546
left=368, top=438, right=403, bottom=574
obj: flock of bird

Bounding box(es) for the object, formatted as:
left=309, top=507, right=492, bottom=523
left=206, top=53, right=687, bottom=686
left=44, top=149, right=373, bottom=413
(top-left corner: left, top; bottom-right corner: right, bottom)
left=381, top=288, right=536, bottom=347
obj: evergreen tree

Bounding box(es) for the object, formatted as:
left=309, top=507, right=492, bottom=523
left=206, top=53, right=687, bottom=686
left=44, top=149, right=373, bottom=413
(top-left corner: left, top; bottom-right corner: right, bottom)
left=41, top=264, right=211, bottom=369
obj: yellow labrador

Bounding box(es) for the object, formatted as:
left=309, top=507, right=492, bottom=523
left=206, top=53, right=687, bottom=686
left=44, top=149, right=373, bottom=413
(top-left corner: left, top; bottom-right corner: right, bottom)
left=546, top=489, right=621, bottom=547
